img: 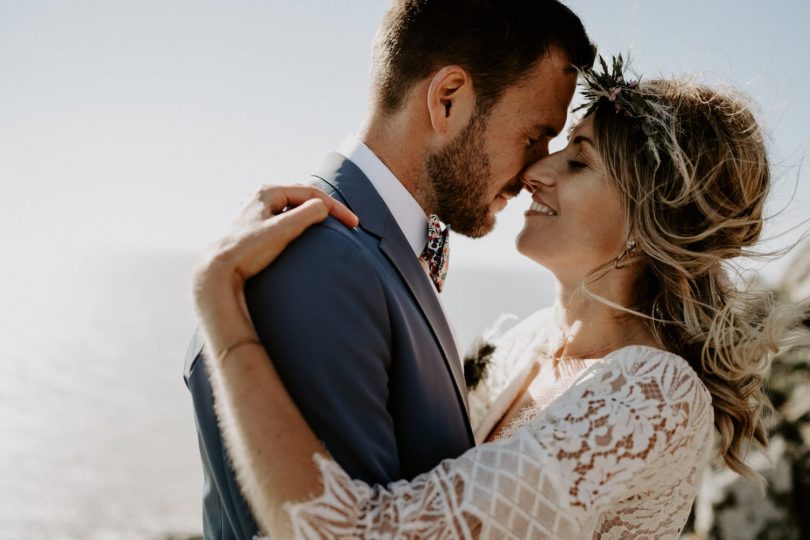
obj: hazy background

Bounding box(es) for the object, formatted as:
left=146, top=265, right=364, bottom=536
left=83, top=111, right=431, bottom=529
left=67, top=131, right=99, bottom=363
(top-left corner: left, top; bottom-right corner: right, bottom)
left=2, top=1, right=809, bottom=537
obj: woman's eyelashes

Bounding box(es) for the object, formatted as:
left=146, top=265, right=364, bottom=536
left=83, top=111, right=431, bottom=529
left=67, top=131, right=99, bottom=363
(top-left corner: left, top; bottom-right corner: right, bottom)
left=568, top=159, right=587, bottom=171
left=566, top=150, right=590, bottom=171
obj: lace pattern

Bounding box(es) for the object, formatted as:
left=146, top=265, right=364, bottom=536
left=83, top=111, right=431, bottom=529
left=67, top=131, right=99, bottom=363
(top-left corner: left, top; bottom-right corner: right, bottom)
left=284, top=346, right=714, bottom=539
left=496, top=363, right=593, bottom=440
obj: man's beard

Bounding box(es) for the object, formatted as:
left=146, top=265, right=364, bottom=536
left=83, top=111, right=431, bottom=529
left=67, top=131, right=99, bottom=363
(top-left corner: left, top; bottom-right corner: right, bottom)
left=424, top=113, right=498, bottom=238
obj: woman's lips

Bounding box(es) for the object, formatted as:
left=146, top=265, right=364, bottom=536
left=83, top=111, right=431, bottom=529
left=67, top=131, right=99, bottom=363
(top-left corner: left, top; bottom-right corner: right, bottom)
left=526, top=195, right=558, bottom=216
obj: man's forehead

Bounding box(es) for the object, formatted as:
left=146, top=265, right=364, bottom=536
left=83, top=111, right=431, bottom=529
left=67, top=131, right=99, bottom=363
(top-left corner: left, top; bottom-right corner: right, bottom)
left=525, top=77, right=577, bottom=134
left=494, top=67, right=575, bottom=134
left=527, top=109, right=569, bottom=138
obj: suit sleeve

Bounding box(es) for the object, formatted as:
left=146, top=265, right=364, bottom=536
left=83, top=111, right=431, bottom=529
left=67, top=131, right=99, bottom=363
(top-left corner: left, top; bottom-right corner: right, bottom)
left=244, top=218, right=399, bottom=484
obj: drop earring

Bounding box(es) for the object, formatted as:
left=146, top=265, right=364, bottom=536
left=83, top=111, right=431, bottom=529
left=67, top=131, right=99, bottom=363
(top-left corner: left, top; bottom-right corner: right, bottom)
left=615, top=239, right=640, bottom=269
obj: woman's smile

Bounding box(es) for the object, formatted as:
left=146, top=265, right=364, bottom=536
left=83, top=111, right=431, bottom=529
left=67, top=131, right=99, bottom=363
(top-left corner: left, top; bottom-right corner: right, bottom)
left=525, top=195, right=558, bottom=216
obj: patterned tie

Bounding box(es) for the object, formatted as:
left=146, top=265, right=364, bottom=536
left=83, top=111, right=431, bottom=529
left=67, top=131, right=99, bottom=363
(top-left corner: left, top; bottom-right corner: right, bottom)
left=420, top=214, right=450, bottom=292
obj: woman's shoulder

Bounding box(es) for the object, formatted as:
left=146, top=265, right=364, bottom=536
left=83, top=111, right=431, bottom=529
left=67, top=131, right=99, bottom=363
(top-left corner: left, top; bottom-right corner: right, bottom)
left=578, top=345, right=715, bottom=428
left=604, top=345, right=709, bottom=392
left=510, top=345, right=715, bottom=523
left=525, top=345, right=715, bottom=477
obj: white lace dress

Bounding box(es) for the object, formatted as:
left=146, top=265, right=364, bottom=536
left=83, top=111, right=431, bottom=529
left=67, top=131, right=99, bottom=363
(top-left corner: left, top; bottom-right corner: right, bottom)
left=282, top=311, right=715, bottom=539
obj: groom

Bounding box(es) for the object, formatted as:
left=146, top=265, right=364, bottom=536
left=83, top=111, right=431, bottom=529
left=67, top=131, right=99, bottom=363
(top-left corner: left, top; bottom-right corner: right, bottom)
left=184, top=1, right=594, bottom=538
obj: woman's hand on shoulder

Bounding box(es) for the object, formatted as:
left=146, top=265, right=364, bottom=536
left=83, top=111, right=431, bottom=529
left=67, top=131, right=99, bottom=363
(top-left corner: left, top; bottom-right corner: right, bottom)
left=193, top=184, right=358, bottom=317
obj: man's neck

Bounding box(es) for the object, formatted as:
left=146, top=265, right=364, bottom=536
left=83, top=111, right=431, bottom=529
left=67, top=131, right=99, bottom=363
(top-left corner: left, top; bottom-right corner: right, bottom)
left=359, top=111, right=436, bottom=216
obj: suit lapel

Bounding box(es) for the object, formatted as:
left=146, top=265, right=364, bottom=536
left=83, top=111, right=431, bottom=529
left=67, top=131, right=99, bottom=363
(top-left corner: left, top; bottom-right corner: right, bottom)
left=377, top=231, right=470, bottom=413
left=312, top=153, right=471, bottom=419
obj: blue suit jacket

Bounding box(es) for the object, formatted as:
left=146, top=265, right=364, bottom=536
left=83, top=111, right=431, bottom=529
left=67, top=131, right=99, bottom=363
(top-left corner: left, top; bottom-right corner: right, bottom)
left=184, top=153, right=475, bottom=539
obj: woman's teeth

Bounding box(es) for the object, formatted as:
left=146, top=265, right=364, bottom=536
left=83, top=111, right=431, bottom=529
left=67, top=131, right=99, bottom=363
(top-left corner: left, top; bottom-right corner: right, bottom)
left=529, top=201, right=558, bottom=216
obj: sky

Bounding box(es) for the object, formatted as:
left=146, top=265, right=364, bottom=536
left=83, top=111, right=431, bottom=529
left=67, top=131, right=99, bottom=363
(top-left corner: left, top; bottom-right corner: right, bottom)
left=2, top=0, right=809, bottom=283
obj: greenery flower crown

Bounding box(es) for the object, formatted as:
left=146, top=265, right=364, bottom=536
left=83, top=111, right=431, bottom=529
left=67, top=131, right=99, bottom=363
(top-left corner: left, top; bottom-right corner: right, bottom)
left=574, top=54, right=674, bottom=164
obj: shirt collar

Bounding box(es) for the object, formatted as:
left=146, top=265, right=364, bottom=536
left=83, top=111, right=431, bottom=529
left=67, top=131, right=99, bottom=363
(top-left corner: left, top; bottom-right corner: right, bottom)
left=336, top=134, right=428, bottom=257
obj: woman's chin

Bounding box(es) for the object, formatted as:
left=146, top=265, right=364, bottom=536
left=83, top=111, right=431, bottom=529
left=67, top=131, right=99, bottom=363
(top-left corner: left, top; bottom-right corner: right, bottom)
left=515, top=231, right=549, bottom=267
left=515, top=229, right=530, bottom=255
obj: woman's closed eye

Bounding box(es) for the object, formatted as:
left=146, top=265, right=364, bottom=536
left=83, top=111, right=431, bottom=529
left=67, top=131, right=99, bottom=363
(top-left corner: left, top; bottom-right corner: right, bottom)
left=567, top=151, right=591, bottom=171
left=568, top=160, right=587, bottom=171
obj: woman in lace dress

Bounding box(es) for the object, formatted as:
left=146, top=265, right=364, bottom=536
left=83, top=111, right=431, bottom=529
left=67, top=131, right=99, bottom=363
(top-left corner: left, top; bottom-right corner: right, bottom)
left=192, top=66, right=810, bottom=538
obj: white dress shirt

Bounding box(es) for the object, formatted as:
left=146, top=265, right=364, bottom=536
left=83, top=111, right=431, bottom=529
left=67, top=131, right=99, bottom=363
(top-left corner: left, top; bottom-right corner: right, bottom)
left=337, top=134, right=429, bottom=257
left=336, top=133, right=464, bottom=363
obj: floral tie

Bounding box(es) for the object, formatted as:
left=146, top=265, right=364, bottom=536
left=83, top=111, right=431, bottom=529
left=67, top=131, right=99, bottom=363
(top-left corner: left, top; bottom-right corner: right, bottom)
left=420, top=214, right=450, bottom=292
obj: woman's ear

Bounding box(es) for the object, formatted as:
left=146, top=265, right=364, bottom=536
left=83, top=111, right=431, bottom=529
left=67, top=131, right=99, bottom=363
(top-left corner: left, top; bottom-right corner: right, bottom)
left=426, top=66, right=475, bottom=139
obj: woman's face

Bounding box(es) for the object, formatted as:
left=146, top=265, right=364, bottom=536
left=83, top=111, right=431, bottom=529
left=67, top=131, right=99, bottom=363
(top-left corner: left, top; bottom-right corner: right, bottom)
left=516, top=115, right=628, bottom=282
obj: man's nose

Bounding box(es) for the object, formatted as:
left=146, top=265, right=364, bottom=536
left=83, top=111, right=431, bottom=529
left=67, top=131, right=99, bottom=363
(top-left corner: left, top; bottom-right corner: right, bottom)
left=522, top=157, right=555, bottom=192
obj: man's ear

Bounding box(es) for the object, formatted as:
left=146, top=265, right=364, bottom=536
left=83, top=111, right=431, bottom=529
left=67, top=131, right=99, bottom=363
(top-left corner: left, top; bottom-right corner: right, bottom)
left=426, top=66, right=475, bottom=138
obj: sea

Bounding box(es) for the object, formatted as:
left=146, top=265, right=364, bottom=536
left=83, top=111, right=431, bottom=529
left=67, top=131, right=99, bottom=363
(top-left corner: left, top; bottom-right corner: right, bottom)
left=0, top=249, right=555, bottom=539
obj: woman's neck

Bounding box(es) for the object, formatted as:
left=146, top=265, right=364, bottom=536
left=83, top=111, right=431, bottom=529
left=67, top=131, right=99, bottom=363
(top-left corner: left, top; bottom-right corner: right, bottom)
left=551, top=275, right=653, bottom=360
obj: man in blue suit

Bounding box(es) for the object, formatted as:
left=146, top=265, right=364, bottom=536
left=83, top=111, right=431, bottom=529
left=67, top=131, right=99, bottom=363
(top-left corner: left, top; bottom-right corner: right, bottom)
left=184, top=1, right=595, bottom=537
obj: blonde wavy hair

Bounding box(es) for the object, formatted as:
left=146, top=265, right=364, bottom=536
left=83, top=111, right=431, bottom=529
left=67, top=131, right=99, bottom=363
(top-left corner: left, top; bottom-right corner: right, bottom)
left=584, top=78, right=810, bottom=482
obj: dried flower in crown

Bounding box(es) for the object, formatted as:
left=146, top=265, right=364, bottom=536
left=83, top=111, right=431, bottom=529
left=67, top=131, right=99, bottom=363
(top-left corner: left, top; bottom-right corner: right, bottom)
left=575, top=54, right=674, bottom=164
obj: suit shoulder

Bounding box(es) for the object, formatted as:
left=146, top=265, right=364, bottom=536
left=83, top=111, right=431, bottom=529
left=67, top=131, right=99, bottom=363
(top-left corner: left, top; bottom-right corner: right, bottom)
left=245, top=216, right=386, bottom=300
left=279, top=216, right=376, bottom=264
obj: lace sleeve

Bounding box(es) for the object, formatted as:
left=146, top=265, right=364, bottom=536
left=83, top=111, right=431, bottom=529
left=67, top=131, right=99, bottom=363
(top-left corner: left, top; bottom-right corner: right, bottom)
left=284, top=348, right=713, bottom=539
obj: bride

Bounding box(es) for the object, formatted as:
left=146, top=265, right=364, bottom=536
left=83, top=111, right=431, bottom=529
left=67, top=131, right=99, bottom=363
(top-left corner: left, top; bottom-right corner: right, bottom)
left=191, top=60, right=810, bottom=538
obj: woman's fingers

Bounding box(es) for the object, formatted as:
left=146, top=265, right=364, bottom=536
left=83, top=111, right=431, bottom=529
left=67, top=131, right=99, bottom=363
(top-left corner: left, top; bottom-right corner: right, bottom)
left=202, top=184, right=359, bottom=287
left=262, top=198, right=331, bottom=252
left=235, top=198, right=332, bottom=280
left=195, top=185, right=357, bottom=318
left=257, top=185, right=359, bottom=228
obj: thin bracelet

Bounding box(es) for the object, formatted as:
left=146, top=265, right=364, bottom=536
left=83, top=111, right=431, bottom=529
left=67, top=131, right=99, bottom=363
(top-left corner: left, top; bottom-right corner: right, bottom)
left=216, top=337, right=262, bottom=363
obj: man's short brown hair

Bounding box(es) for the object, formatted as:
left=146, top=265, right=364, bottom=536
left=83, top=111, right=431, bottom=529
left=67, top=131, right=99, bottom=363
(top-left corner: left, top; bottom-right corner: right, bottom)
left=373, top=0, right=596, bottom=115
